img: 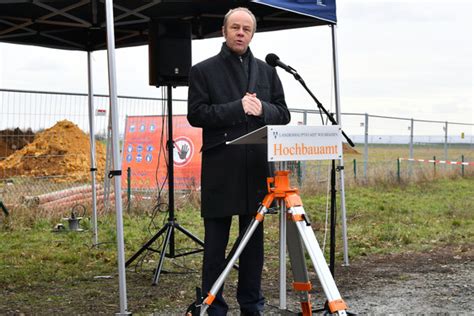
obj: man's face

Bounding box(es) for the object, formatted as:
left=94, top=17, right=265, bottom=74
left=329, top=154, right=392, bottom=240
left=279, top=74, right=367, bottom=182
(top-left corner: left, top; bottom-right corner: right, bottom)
left=222, top=10, right=254, bottom=55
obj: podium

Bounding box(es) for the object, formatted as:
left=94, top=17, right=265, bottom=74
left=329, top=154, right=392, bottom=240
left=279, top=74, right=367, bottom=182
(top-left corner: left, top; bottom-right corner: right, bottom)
left=195, top=125, right=348, bottom=315
left=227, top=124, right=343, bottom=161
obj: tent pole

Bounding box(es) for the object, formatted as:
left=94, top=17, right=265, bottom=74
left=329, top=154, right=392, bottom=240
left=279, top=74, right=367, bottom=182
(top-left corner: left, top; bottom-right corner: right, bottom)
left=87, top=51, right=99, bottom=246
left=104, top=0, right=130, bottom=314
left=331, top=24, right=349, bottom=266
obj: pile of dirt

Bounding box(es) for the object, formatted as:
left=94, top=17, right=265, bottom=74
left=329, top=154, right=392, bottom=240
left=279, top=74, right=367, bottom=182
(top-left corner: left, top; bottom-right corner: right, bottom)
left=0, top=120, right=106, bottom=182
left=0, top=128, right=35, bottom=159
left=343, top=142, right=360, bottom=155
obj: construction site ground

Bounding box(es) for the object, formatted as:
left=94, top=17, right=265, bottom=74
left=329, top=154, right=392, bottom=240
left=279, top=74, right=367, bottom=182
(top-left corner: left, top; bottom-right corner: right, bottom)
left=0, top=121, right=471, bottom=314
left=1, top=245, right=472, bottom=315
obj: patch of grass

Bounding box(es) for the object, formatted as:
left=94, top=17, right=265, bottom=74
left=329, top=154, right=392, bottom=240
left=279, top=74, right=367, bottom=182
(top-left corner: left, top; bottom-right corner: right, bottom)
left=0, top=177, right=473, bottom=314
left=301, top=177, right=474, bottom=259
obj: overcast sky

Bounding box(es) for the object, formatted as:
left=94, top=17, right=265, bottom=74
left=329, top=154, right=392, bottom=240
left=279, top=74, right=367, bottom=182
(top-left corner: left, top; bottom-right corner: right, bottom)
left=0, top=0, right=472, bottom=133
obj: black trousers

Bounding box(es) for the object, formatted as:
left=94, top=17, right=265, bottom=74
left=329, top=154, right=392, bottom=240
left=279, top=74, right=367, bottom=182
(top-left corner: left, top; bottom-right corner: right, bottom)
left=202, top=215, right=265, bottom=316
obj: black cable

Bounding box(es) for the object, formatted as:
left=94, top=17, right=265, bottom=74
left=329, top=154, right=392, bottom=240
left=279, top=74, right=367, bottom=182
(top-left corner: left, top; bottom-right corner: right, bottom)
left=134, top=86, right=177, bottom=272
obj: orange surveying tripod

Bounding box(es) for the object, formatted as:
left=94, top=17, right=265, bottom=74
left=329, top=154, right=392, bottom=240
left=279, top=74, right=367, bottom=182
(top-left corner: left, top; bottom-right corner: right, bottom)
left=197, top=170, right=349, bottom=316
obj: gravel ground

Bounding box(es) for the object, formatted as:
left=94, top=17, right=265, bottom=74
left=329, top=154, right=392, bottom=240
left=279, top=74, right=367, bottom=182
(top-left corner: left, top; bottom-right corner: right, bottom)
left=259, top=245, right=474, bottom=315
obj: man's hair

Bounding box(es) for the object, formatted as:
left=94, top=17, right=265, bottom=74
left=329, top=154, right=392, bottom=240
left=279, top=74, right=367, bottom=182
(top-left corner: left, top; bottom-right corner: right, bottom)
left=223, top=7, right=257, bottom=34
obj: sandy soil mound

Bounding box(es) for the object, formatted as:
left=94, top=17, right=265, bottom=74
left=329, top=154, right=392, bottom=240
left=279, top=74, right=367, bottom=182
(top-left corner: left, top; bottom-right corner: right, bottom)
left=0, top=128, right=35, bottom=159
left=0, top=120, right=106, bottom=182
left=343, top=143, right=360, bottom=154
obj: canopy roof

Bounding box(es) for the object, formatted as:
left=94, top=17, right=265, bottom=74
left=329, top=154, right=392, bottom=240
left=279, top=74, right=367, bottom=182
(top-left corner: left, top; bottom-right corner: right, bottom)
left=0, top=0, right=336, bottom=51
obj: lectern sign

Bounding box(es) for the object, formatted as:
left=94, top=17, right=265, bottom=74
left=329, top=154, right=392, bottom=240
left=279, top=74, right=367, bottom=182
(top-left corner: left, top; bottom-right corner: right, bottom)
left=268, top=125, right=342, bottom=162
left=226, top=125, right=342, bottom=162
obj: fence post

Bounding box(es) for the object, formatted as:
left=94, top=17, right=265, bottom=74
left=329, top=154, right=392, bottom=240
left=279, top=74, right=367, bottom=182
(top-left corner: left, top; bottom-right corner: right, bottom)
left=409, top=119, right=414, bottom=158
left=462, top=154, right=465, bottom=177
left=301, top=111, right=307, bottom=181
left=353, top=158, right=357, bottom=180
left=444, top=121, right=448, bottom=172
left=127, top=167, right=131, bottom=212
left=433, top=156, right=436, bottom=177
left=364, top=113, right=369, bottom=179
left=397, top=157, right=400, bottom=182
left=409, top=118, right=414, bottom=177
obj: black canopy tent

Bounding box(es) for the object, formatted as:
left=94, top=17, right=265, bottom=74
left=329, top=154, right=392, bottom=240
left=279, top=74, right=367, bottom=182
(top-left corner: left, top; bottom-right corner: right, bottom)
left=0, top=0, right=331, bottom=51
left=0, top=1, right=347, bottom=314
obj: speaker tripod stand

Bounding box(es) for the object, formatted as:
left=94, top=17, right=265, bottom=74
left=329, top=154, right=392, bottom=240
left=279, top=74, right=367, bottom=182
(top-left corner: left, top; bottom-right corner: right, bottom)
left=199, top=170, right=349, bottom=316
left=126, top=85, right=204, bottom=285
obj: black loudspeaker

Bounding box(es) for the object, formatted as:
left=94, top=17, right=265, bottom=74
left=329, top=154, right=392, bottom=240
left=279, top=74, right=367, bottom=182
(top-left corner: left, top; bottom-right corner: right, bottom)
left=149, top=20, right=191, bottom=87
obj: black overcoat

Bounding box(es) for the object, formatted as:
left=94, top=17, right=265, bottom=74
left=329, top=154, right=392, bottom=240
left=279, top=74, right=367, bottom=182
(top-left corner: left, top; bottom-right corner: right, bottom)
left=187, top=44, right=291, bottom=218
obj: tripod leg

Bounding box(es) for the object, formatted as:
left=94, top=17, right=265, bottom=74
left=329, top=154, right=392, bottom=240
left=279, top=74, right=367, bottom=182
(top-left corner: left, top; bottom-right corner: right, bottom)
left=152, top=224, right=173, bottom=285
left=287, top=219, right=312, bottom=316
left=0, top=201, right=9, bottom=216
left=175, top=223, right=205, bottom=247
left=289, top=206, right=348, bottom=316
left=126, top=223, right=169, bottom=267
left=200, top=205, right=268, bottom=316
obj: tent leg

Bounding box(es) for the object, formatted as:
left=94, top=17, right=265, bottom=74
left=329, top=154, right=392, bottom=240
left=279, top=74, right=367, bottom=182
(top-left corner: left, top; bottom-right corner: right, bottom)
left=331, top=24, right=349, bottom=266
left=104, top=0, right=130, bottom=314
left=87, top=51, right=99, bottom=247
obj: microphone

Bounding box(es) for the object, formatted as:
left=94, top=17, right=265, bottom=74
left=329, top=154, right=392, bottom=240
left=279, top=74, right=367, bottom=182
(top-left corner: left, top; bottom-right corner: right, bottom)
left=265, top=53, right=296, bottom=74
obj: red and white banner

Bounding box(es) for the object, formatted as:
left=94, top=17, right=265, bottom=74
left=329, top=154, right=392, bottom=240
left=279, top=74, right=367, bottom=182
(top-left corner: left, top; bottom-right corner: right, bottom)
left=399, top=158, right=474, bottom=166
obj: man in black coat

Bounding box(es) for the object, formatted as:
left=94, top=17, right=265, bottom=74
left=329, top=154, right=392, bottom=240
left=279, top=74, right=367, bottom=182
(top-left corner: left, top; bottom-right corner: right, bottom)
left=187, top=7, right=290, bottom=316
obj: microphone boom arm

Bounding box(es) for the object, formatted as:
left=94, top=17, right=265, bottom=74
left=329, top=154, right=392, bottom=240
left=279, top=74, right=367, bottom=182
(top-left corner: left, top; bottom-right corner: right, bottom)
left=290, top=70, right=354, bottom=147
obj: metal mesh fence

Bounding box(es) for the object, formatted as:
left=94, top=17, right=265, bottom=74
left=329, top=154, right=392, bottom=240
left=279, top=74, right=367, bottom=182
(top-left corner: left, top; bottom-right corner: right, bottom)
left=0, top=88, right=187, bottom=216
left=0, top=88, right=472, bottom=215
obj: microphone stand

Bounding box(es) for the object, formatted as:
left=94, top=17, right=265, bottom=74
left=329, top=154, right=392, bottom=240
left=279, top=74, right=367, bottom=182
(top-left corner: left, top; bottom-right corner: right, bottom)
left=284, top=65, right=354, bottom=276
